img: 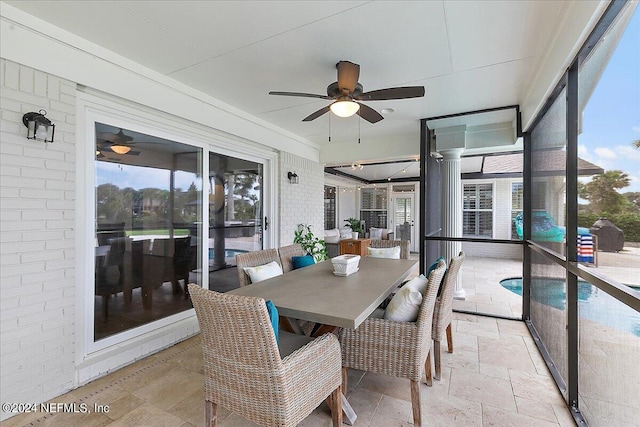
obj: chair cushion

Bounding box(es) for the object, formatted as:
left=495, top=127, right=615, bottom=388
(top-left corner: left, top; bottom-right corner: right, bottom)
left=243, top=261, right=283, bottom=283
left=265, top=300, right=279, bottom=344
left=367, top=246, right=401, bottom=259
left=427, top=257, right=447, bottom=296
left=383, top=286, right=423, bottom=322
left=404, top=274, right=428, bottom=295
left=324, top=229, right=340, bottom=244
left=278, top=331, right=315, bottom=359
left=369, top=227, right=383, bottom=240
left=292, top=255, right=315, bottom=270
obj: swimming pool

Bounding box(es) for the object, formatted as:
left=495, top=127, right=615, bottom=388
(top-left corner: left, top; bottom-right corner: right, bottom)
left=501, top=278, right=640, bottom=337
left=208, top=248, right=248, bottom=259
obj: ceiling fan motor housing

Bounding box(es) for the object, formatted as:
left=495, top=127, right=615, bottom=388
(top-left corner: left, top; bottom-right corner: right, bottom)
left=327, top=82, right=363, bottom=98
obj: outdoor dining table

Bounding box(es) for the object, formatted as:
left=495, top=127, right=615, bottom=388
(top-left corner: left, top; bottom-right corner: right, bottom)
left=228, top=255, right=418, bottom=425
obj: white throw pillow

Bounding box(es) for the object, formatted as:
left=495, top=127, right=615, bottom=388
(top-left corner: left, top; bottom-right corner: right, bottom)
left=243, top=261, right=283, bottom=283
left=339, top=227, right=352, bottom=239
left=404, top=274, right=428, bottom=295
left=367, top=246, right=401, bottom=259
left=369, top=227, right=383, bottom=240
left=384, top=286, right=423, bottom=322
left=324, top=229, right=340, bottom=244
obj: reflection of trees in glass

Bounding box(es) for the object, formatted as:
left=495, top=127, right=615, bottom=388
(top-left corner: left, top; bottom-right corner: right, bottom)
left=231, top=173, right=259, bottom=220
left=96, top=182, right=199, bottom=229
left=96, top=183, right=129, bottom=224
left=173, top=182, right=199, bottom=224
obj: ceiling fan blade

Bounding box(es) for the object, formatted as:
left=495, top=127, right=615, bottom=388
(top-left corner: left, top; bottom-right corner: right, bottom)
left=357, top=86, right=425, bottom=101
left=302, top=105, right=331, bottom=122
left=357, top=103, right=384, bottom=123
left=269, top=91, right=333, bottom=100
left=337, top=61, right=360, bottom=93
left=98, top=129, right=134, bottom=144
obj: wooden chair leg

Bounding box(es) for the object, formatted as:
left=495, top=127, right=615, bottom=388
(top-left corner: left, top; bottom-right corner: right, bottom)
left=434, top=340, right=442, bottom=380
left=410, top=380, right=421, bottom=427
left=425, top=349, right=433, bottom=386
left=205, top=400, right=217, bottom=427
left=342, top=366, right=348, bottom=393
left=446, top=323, right=453, bottom=353
left=331, top=385, right=343, bottom=427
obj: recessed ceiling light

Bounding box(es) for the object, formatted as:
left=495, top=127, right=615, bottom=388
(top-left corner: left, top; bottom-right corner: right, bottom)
left=381, top=108, right=395, bottom=114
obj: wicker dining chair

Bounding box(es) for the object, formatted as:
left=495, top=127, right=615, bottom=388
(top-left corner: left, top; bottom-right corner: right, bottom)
left=278, top=243, right=306, bottom=273
left=235, top=248, right=281, bottom=287
left=369, top=239, right=411, bottom=259
left=338, top=259, right=446, bottom=427
left=188, top=284, right=343, bottom=427
left=428, top=251, right=465, bottom=382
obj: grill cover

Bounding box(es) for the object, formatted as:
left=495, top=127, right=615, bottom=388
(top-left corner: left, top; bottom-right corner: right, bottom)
left=589, top=218, right=624, bottom=252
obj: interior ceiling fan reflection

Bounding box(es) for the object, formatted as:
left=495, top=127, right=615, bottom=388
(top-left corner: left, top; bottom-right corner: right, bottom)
left=269, top=60, right=425, bottom=123
left=96, top=129, right=139, bottom=156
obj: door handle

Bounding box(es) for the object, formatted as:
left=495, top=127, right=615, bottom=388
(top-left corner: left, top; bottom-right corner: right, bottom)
left=264, top=216, right=269, bottom=231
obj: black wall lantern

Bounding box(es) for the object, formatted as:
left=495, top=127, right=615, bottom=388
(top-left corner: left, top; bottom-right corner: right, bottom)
left=287, top=171, right=299, bottom=184
left=22, top=109, right=55, bottom=143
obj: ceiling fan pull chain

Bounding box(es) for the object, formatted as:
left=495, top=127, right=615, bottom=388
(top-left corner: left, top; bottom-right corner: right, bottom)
left=358, top=116, right=361, bottom=144
left=328, top=112, right=331, bottom=142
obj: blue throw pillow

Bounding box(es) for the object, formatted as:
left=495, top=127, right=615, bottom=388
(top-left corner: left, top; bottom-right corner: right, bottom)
left=427, top=257, right=447, bottom=296
left=265, top=300, right=279, bottom=344
left=292, top=255, right=315, bottom=270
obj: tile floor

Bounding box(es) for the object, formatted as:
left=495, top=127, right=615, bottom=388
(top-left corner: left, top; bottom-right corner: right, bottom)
left=4, top=312, right=574, bottom=427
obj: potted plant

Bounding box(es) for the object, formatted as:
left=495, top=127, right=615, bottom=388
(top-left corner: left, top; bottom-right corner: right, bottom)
left=293, top=224, right=328, bottom=262
left=344, top=217, right=362, bottom=239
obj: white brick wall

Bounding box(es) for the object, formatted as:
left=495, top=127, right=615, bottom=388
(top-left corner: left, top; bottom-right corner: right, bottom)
left=1, top=59, right=77, bottom=415
left=279, top=152, right=324, bottom=245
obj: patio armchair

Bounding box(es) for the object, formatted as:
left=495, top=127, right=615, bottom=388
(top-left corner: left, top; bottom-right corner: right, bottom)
left=235, top=248, right=282, bottom=287
left=338, top=259, right=446, bottom=427
left=188, top=285, right=343, bottom=427
left=278, top=243, right=305, bottom=273
left=429, top=251, right=465, bottom=382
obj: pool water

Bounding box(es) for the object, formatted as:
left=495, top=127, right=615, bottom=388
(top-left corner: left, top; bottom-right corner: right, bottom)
left=501, top=278, right=640, bottom=337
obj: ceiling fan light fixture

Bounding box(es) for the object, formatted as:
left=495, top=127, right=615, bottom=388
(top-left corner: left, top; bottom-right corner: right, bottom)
left=111, top=145, right=131, bottom=155
left=330, top=99, right=360, bottom=118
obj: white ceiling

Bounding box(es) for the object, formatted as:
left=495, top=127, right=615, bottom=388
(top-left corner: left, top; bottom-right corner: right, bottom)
left=6, top=1, right=575, bottom=159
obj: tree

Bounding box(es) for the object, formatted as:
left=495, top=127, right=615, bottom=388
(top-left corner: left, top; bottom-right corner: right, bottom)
left=633, top=139, right=640, bottom=149
left=578, top=170, right=630, bottom=215
left=623, top=192, right=640, bottom=212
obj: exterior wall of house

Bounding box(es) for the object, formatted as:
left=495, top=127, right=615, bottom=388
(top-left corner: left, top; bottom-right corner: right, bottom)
left=461, top=178, right=523, bottom=260
left=279, top=152, right=324, bottom=245
left=337, top=188, right=358, bottom=229
left=0, top=57, right=325, bottom=423
left=1, top=59, right=78, bottom=410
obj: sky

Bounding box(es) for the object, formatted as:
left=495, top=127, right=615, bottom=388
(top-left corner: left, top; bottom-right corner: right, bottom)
left=97, top=162, right=199, bottom=192
left=578, top=7, right=640, bottom=193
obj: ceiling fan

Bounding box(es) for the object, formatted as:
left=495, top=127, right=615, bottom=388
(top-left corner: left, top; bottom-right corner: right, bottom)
left=96, top=129, right=139, bottom=155
left=269, top=61, right=425, bottom=123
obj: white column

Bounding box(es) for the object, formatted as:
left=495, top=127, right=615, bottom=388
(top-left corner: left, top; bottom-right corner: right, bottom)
left=440, top=148, right=465, bottom=299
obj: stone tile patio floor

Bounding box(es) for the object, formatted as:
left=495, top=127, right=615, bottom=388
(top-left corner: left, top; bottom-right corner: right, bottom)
left=6, top=248, right=638, bottom=426
left=3, top=313, right=574, bottom=427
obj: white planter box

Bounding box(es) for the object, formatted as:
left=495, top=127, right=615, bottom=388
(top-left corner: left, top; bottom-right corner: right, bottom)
left=331, top=254, right=361, bottom=276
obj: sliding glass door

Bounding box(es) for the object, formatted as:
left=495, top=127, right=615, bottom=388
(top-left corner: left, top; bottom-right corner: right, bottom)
left=208, top=153, right=263, bottom=273
left=93, top=122, right=266, bottom=342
